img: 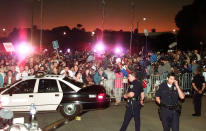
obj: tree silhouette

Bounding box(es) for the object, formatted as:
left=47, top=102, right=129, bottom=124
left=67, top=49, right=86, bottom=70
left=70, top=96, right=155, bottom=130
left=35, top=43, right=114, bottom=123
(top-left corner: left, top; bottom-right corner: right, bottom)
left=151, top=28, right=156, bottom=33
left=175, top=0, right=206, bottom=50
left=77, top=24, right=83, bottom=30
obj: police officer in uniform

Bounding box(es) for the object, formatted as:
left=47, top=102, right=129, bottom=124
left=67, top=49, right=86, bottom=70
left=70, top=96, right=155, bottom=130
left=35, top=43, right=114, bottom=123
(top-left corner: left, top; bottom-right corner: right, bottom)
left=120, top=72, right=144, bottom=131
left=192, top=69, right=205, bottom=116
left=155, top=73, right=185, bottom=131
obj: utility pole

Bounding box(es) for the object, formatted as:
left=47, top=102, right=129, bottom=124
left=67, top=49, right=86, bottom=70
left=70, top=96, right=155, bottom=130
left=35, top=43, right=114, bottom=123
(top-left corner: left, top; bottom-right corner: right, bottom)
left=40, top=0, right=43, bottom=52
left=31, top=0, right=34, bottom=46
left=129, top=0, right=135, bottom=56
left=101, top=0, right=106, bottom=41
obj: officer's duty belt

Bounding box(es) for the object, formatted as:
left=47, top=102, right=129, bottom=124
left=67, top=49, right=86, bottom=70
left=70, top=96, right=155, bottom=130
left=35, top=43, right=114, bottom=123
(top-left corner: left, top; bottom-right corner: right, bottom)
left=127, top=97, right=141, bottom=103
left=161, top=103, right=179, bottom=110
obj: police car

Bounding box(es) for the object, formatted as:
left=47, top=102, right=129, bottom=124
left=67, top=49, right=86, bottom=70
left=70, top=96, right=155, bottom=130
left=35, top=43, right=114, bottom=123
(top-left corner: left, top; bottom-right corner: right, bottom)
left=0, top=74, right=110, bottom=118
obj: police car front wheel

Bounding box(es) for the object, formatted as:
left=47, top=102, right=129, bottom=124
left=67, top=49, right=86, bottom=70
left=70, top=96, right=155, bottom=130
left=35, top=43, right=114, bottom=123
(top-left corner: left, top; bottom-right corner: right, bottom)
left=60, top=104, right=81, bottom=119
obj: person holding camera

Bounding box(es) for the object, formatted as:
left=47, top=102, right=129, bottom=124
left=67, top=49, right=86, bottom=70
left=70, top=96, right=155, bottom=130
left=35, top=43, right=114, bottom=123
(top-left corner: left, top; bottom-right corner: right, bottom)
left=120, top=72, right=144, bottom=131
left=155, top=73, right=185, bottom=131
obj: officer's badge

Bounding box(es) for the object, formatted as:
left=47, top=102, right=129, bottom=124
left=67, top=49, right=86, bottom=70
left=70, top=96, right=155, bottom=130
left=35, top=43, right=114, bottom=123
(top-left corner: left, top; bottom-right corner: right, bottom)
left=130, top=85, right=133, bottom=89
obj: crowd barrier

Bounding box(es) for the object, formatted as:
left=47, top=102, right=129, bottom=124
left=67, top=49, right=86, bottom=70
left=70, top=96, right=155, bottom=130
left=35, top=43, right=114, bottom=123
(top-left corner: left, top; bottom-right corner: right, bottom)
left=102, top=73, right=193, bottom=99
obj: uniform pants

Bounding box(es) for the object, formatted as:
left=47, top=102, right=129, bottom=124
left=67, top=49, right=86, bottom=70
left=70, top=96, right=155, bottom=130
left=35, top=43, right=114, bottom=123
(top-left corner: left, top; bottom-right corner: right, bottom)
left=120, top=102, right=141, bottom=131
left=193, top=94, right=202, bottom=115
left=161, top=108, right=179, bottom=131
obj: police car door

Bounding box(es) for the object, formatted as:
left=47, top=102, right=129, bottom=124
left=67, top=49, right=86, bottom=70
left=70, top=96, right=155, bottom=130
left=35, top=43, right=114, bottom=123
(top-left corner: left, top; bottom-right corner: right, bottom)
left=1, top=79, right=36, bottom=111
left=34, top=79, right=63, bottom=111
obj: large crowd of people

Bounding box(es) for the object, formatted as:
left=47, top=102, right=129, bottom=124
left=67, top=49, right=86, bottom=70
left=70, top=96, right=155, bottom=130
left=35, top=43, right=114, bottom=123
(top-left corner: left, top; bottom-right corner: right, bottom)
left=0, top=49, right=205, bottom=104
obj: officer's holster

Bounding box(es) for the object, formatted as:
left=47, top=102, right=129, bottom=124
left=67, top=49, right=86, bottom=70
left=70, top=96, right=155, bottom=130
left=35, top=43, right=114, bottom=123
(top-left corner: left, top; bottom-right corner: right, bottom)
left=126, top=97, right=141, bottom=108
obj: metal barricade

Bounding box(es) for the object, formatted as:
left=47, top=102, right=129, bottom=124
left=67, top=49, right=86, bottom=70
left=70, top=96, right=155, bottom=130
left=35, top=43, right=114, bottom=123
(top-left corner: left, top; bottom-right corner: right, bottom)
left=102, top=73, right=193, bottom=100
left=102, top=77, right=128, bottom=99
left=148, top=73, right=193, bottom=99
left=178, top=73, right=193, bottom=91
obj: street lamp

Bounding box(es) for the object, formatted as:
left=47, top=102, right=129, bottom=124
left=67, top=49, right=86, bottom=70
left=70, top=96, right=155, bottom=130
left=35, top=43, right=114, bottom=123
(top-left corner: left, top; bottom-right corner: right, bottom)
left=2, top=28, right=6, bottom=32
left=91, top=31, right=95, bottom=36
left=63, top=32, right=67, bottom=35
left=137, top=17, right=148, bottom=33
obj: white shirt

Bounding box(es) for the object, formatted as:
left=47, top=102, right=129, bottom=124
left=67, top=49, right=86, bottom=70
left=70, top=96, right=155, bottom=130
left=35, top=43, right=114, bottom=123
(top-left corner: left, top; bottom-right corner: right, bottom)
left=8, top=77, right=12, bottom=85
left=16, top=73, right=22, bottom=81
left=167, top=84, right=172, bottom=88
left=68, top=70, right=75, bottom=78
left=196, top=54, right=201, bottom=61
left=203, top=72, right=206, bottom=82
left=60, top=70, right=66, bottom=75
left=22, top=71, right=29, bottom=78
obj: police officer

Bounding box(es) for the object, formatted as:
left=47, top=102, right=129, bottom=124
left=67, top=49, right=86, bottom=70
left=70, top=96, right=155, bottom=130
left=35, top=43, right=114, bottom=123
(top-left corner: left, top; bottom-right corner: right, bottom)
left=155, top=73, right=185, bottom=131
left=120, top=72, right=144, bottom=131
left=192, top=69, right=205, bottom=116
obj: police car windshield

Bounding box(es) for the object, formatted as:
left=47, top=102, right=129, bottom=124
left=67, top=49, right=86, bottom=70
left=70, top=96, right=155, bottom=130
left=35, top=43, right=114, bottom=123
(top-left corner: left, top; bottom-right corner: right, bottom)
left=63, top=77, right=84, bottom=88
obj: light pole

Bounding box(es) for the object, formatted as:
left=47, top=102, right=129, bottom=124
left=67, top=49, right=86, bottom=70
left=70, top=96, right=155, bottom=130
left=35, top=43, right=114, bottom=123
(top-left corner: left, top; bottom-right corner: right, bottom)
left=136, top=17, right=147, bottom=33
left=31, top=0, right=34, bottom=46
left=129, top=0, right=135, bottom=56
left=172, top=29, right=178, bottom=50
left=101, top=0, right=106, bottom=41
left=40, top=0, right=43, bottom=52
left=144, top=29, right=149, bottom=57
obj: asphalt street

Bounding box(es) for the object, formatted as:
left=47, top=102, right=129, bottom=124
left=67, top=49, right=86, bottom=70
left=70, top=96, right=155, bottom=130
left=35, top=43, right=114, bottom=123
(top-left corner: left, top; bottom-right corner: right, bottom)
left=15, top=97, right=206, bottom=131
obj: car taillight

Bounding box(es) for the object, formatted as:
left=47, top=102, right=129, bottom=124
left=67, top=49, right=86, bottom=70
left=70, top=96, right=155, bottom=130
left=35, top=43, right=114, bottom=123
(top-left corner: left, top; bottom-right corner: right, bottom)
left=97, top=93, right=105, bottom=101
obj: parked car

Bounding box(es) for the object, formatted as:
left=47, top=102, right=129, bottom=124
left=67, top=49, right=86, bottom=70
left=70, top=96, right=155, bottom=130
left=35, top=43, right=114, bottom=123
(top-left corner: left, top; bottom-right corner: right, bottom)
left=0, top=74, right=110, bottom=118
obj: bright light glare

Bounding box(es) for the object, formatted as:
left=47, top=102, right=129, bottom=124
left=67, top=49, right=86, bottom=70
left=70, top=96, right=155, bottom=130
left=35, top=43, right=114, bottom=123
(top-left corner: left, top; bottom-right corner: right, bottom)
left=94, top=42, right=105, bottom=53
left=16, top=42, right=34, bottom=59
left=114, top=47, right=122, bottom=54
left=67, top=48, right=70, bottom=53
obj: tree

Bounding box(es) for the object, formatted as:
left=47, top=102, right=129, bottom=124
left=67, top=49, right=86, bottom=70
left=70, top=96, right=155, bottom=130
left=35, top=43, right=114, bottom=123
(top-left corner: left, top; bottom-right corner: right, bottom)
left=77, top=24, right=83, bottom=30
left=151, top=28, right=156, bottom=33
left=175, top=0, right=206, bottom=50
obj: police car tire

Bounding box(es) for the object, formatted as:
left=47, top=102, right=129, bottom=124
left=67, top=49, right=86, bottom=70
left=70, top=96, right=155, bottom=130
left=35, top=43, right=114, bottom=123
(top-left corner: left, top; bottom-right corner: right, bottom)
left=60, top=103, right=81, bottom=119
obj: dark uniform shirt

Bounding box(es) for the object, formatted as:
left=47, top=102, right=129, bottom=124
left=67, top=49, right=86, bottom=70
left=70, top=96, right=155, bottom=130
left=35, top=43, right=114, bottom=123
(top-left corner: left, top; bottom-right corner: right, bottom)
left=156, top=81, right=179, bottom=106
left=192, top=74, right=205, bottom=90
left=128, top=80, right=143, bottom=98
